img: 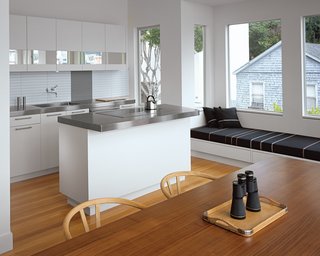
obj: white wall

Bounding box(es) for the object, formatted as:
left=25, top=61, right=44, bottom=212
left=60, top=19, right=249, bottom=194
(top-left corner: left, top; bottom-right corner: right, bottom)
left=181, top=1, right=214, bottom=127
left=181, top=1, right=214, bottom=108
left=10, top=0, right=127, bottom=24
left=128, top=0, right=182, bottom=105
left=213, top=0, right=320, bottom=137
left=0, top=0, right=13, bottom=253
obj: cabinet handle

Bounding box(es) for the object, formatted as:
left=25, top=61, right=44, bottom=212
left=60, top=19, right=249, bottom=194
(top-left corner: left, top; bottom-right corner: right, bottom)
left=14, top=116, right=32, bottom=121
left=46, top=113, right=63, bottom=117
left=15, top=126, right=32, bottom=131
left=71, top=110, right=86, bottom=114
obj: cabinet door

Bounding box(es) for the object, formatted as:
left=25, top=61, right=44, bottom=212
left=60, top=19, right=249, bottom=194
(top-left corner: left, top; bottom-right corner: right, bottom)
left=106, top=24, right=126, bottom=53
left=41, top=111, right=67, bottom=170
left=27, top=17, right=56, bottom=71
left=82, top=22, right=105, bottom=52
left=10, top=15, right=28, bottom=72
left=10, top=124, right=41, bottom=177
left=27, top=16, right=56, bottom=50
left=57, top=19, right=82, bottom=51
left=10, top=15, right=27, bottom=50
left=57, top=19, right=83, bottom=71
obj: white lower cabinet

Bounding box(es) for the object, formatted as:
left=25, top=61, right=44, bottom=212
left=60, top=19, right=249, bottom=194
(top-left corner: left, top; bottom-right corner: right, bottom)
left=11, top=109, right=90, bottom=179
left=10, top=120, right=41, bottom=177
left=41, top=111, right=67, bottom=170
left=40, top=109, right=89, bottom=170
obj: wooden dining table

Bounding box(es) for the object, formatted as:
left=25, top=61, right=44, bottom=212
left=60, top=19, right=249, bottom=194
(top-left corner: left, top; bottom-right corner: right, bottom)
left=35, top=157, right=320, bottom=255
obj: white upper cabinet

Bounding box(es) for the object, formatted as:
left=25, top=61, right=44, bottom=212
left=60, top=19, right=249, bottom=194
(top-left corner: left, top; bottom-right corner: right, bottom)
left=57, top=19, right=82, bottom=71
left=9, top=15, right=28, bottom=72
left=10, top=15, right=27, bottom=50
left=57, top=19, right=82, bottom=51
left=9, top=15, right=127, bottom=72
left=27, top=16, right=56, bottom=50
left=27, top=17, right=56, bottom=71
left=106, top=24, right=126, bottom=53
left=82, top=22, right=105, bottom=52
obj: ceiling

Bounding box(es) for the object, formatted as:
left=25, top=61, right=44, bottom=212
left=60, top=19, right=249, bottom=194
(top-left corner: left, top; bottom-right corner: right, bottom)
left=188, top=0, right=251, bottom=6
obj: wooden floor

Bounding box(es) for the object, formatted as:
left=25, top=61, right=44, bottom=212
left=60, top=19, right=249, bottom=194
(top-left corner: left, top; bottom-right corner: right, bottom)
left=4, top=157, right=239, bottom=255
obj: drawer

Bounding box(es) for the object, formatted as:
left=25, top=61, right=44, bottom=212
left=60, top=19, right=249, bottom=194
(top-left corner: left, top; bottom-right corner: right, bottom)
left=67, top=109, right=89, bottom=115
left=10, top=114, right=40, bottom=127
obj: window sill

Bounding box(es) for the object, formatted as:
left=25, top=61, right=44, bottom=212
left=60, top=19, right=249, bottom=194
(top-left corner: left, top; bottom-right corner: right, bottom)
left=237, top=108, right=283, bottom=116
left=303, top=115, right=320, bottom=120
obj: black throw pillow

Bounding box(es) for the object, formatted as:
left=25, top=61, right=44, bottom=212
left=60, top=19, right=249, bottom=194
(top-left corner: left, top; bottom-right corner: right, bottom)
left=203, top=107, right=218, bottom=128
left=214, top=107, right=242, bottom=128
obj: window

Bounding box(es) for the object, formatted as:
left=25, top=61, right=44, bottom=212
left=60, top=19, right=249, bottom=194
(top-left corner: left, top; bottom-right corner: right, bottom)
left=194, top=25, right=205, bottom=108
left=228, top=19, right=282, bottom=113
left=250, top=82, right=264, bottom=109
left=138, top=26, right=161, bottom=104
left=306, top=84, right=317, bottom=111
left=303, top=15, right=320, bottom=116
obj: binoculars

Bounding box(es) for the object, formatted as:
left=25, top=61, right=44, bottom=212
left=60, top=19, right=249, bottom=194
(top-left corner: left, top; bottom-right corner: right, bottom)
left=230, top=170, right=261, bottom=219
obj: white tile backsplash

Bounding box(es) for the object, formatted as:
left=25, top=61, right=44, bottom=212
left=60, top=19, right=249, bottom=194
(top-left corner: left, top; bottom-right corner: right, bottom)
left=10, top=70, right=129, bottom=106
left=10, top=72, right=71, bottom=106
left=92, top=70, right=129, bottom=99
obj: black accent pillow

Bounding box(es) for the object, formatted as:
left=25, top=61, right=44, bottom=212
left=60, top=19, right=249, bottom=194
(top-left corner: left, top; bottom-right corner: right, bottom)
left=214, top=107, right=242, bottom=128
left=203, top=107, right=218, bottom=128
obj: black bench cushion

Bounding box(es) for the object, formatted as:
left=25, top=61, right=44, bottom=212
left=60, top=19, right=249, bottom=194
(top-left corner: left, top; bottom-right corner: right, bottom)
left=191, top=126, right=320, bottom=161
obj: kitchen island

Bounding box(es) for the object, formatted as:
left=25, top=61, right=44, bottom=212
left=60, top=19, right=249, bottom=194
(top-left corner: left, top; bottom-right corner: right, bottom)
left=58, top=104, right=199, bottom=213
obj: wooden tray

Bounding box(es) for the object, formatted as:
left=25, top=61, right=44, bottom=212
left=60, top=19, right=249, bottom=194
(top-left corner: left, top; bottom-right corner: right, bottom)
left=203, top=196, right=288, bottom=237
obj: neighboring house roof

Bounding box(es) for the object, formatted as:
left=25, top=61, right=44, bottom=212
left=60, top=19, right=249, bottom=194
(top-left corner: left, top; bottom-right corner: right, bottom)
left=234, top=41, right=320, bottom=74
left=306, top=43, right=320, bottom=63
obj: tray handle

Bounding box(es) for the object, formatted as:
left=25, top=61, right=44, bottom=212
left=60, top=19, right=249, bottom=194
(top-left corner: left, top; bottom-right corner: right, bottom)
left=203, top=214, right=251, bottom=236
left=259, top=195, right=287, bottom=209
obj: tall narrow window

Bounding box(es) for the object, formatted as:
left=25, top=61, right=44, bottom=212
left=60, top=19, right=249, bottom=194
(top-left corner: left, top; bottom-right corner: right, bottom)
left=194, top=25, right=205, bottom=107
left=138, top=26, right=161, bottom=104
left=303, top=15, right=320, bottom=116
left=250, top=82, right=264, bottom=109
left=228, top=20, right=282, bottom=113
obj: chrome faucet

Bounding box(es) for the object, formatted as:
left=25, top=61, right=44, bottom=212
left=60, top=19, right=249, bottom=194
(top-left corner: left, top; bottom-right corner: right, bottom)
left=46, top=85, right=58, bottom=97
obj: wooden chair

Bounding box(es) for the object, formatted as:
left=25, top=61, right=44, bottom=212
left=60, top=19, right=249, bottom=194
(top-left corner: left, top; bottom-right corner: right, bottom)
left=160, top=171, right=218, bottom=199
left=63, top=197, right=147, bottom=240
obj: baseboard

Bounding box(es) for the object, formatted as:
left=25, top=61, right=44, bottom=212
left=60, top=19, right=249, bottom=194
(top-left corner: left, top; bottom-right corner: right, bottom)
left=191, top=150, right=250, bottom=168
left=0, top=231, right=13, bottom=254
left=11, top=168, right=58, bottom=183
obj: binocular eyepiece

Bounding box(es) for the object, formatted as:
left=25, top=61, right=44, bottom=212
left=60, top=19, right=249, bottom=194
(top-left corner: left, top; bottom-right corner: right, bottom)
left=230, top=170, right=261, bottom=219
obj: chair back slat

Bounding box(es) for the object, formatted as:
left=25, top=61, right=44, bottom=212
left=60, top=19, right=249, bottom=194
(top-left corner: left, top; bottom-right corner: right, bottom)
left=80, top=209, right=90, bottom=232
left=95, top=204, right=101, bottom=228
left=176, top=177, right=181, bottom=195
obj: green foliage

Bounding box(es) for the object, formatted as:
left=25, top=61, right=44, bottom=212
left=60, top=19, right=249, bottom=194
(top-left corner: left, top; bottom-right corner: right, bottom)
left=307, top=107, right=320, bottom=115
left=305, top=16, right=320, bottom=44
left=249, top=20, right=281, bottom=59
left=141, top=28, right=160, bottom=47
left=273, top=102, right=283, bottom=113
left=194, top=25, right=204, bottom=53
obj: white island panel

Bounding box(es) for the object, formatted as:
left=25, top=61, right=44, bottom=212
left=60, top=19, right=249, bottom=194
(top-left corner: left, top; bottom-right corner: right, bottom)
left=59, top=118, right=190, bottom=210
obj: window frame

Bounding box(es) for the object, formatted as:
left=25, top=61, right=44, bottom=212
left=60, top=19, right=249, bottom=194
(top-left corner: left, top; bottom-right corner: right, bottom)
left=227, top=19, right=283, bottom=114
left=302, top=15, right=320, bottom=118
left=137, top=25, right=161, bottom=105
left=194, top=24, right=206, bottom=109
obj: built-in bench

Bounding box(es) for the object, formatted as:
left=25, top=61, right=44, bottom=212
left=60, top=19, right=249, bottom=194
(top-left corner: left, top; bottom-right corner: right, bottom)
left=191, top=126, right=320, bottom=165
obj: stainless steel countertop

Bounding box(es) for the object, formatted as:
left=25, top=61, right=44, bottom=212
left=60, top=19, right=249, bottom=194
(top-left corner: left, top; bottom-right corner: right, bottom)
left=10, top=99, right=135, bottom=117
left=58, top=104, right=200, bottom=132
